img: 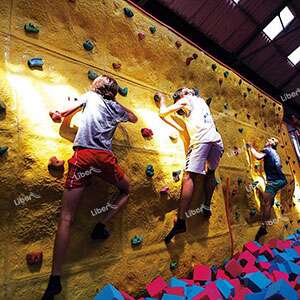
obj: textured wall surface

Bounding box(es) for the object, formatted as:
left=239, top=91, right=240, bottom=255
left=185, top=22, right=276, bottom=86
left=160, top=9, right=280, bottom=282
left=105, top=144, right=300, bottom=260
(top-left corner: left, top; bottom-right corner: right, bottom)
left=0, top=0, right=299, bottom=299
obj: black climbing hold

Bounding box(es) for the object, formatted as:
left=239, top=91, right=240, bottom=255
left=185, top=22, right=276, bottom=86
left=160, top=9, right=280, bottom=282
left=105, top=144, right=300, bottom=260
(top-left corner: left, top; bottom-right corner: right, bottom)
left=192, top=53, right=198, bottom=59
left=238, top=79, right=242, bottom=85
left=175, top=41, right=182, bottom=48
left=264, top=123, right=267, bottom=128
left=88, top=70, right=98, bottom=81
left=211, top=64, right=217, bottom=71
left=186, top=57, right=193, bottom=65
left=0, top=99, right=6, bottom=114
left=118, top=87, right=128, bottom=97
left=27, top=58, right=44, bottom=69
left=112, top=63, right=121, bottom=70
left=238, top=178, right=243, bottom=185
left=224, top=103, right=228, bottom=110
left=234, top=113, right=238, bottom=117
left=193, top=88, right=200, bottom=96
left=206, top=97, right=212, bottom=107
left=255, top=122, right=258, bottom=126
left=24, top=23, right=39, bottom=34
left=249, top=208, right=256, bottom=216
left=83, top=40, right=94, bottom=51
left=170, top=260, right=178, bottom=270
left=243, top=92, right=247, bottom=98
left=124, top=7, right=134, bottom=18
left=246, top=113, right=250, bottom=119
left=0, top=146, right=8, bottom=155
left=247, top=87, right=251, bottom=93
left=262, top=104, right=265, bottom=108
left=149, top=26, right=156, bottom=34
left=224, top=71, right=229, bottom=78
left=218, top=78, right=223, bottom=85
left=238, top=128, right=244, bottom=133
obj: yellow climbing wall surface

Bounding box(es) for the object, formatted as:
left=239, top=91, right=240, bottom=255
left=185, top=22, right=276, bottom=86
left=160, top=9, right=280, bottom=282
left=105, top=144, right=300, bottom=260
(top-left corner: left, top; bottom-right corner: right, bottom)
left=0, top=0, right=299, bottom=299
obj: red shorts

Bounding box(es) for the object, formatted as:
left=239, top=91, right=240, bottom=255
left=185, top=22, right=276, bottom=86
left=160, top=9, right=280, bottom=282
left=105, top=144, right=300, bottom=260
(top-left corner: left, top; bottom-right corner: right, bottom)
left=64, top=148, right=125, bottom=189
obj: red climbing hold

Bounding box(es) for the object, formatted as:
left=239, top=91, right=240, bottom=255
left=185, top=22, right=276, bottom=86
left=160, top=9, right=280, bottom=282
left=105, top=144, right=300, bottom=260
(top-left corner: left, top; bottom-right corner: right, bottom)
left=175, top=41, right=182, bottom=48
left=138, top=32, right=145, bottom=40
left=186, top=57, right=193, bottom=66
left=49, top=110, right=62, bottom=123
left=141, top=128, right=153, bottom=138
left=48, top=156, right=65, bottom=178
left=112, top=63, right=121, bottom=70
left=26, top=251, right=43, bottom=265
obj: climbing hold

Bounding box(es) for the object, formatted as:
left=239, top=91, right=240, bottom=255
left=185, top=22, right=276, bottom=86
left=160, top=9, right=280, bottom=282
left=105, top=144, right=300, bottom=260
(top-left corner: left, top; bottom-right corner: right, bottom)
left=170, top=260, right=177, bottom=270
left=169, top=133, right=178, bottom=143
left=118, top=87, right=128, bottom=97
left=83, top=40, right=94, bottom=51
left=274, top=200, right=281, bottom=208
left=254, top=163, right=260, bottom=170
left=192, top=53, right=198, bottom=59
left=138, top=32, right=145, bottom=40
left=141, top=128, right=153, bottom=138
left=149, top=26, right=156, bottom=34
left=206, top=97, right=212, bottom=106
left=131, top=235, right=143, bottom=246
left=215, top=178, right=221, bottom=185
left=175, top=41, right=181, bottom=48
left=238, top=128, right=243, bottom=133
left=0, top=99, right=6, bottom=114
left=235, top=211, right=240, bottom=220
left=146, top=165, right=154, bottom=177
left=234, top=113, right=238, bottom=117
left=112, top=63, right=121, bottom=70
left=264, top=123, right=267, bottom=128
left=88, top=70, right=98, bottom=81
left=186, top=57, right=193, bottom=66
left=218, top=78, right=223, bottom=86
left=223, top=71, right=229, bottom=78
left=160, top=186, right=169, bottom=194
left=284, top=224, right=288, bottom=229
left=249, top=208, right=257, bottom=216
left=238, top=178, right=243, bottom=185
left=154, top=93, right=161, bottom=103
left=27, top=57, right=44, bottom=69
left=255, top=122, right=258, bottom=126
left=224, top=103, right=228, bottom=110
left=211, top=64, right=217, bottom=71
left=247, top=87, right=251, bottom=93
left=48, top=156, right=65, bottom=178
left=0, top=146, right=8, bottom=156
left=26, top=251, right=43, bottom=265
left=243, top=92, right=248, bottom=98
left=246, top=113, right=251, bottom=119
left=238, top=79, right=242, bottom=85
left=24, top=23, right=39, bottom=34
left=262, top=104, right=265, bottom=108
left=193, top=88, right=200, bottom=96
left=252, top=181, right=259, bottom=188
left=172, top=170, right=181, bottom=182
left=124, top=7, right=134, bottom=18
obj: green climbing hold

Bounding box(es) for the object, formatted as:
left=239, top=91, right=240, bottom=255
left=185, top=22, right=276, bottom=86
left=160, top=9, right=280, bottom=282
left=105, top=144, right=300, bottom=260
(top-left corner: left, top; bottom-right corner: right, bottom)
left=118, top=87, right=128, bottom=97
left=83, top=40, right=94, bottom=51
left=146, top=165, right=154, bottom=177
left=206, top=97, right=212, bottom=107
left=0, top=99, right=6, bottom=114
left=0, top=146, right=8, bottom=155
left=274, top=200, right=281, bottom=208
left=238, top=128, right=243, bottom=133
left=88, top=70, right=98, bottom=81
left=149, top=26, right=156, bottom=34
left=223, top=71, right=229, bottom=78
left=24, top=23, right=39, bottom=34
left=131, top=235, right=143, bottom=246
left=249, top=208, right=257, bottom=216
left=124, top=7, right=134, bottom=18
left=170, top=260, right=177, bottom=270
left=211, top=64, right=217, bottom=71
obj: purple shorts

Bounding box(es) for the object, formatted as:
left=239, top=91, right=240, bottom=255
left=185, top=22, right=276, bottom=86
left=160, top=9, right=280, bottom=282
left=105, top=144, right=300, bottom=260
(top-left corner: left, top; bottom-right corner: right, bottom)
left=184, top=140, right=224, bottom=175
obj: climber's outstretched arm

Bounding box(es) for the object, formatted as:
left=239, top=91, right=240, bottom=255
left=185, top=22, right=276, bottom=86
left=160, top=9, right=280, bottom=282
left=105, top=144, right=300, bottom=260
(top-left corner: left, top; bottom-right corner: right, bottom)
left=247, top=144, right=266, bottom=160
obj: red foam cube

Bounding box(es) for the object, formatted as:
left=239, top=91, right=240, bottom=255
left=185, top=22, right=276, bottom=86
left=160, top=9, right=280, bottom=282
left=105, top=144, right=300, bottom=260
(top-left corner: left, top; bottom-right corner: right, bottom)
left=193, top=282, right=223, bottom=300
left=225, top=259, right=243, bottom=278
left=272, top=270, right=289, bottom=283
left=146, top=276, right=167, bottom=297
left=164, top=287, right=185, bottom=296
left=193, top=264, right=212, bottom=281
left=243, top=241, right=261, bottom=255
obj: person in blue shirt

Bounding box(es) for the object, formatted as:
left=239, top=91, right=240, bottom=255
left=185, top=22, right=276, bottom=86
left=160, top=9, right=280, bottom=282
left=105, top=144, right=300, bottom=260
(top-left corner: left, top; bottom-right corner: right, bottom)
left=247, top=137, right=287, bottom=242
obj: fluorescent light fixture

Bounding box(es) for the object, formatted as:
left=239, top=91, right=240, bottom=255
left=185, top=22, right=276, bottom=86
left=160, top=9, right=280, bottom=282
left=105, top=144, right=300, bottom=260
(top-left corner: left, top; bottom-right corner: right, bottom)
left=288, top=46, right=300, bottom=65
left=263, top=6, right=294, bottom=40
left=232, top=0, right=240, bottom=3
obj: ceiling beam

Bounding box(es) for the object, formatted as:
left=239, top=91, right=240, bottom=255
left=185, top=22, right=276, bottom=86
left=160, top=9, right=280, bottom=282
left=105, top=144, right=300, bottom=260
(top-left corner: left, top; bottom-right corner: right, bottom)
left=235, top=0, right=291, bottom=56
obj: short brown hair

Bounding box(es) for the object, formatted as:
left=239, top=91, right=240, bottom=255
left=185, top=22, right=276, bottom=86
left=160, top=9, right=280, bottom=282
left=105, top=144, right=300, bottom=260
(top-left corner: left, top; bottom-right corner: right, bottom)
left=91, top=75, right=119, bottom=100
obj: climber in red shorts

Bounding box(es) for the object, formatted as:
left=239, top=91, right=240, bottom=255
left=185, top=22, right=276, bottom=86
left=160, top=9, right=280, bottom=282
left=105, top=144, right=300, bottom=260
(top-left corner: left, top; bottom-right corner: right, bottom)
left=42, top=75, right=138, bottom=299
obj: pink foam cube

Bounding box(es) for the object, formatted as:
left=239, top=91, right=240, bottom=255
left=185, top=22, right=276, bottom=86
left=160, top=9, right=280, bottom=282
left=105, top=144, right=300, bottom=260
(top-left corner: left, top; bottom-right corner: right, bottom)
left=293, top=246, right=300, bottom=256
left=259, top=245, right=274, bottom=260
left=257, top=261, right=271, bottom=271
left=239, top=250, right=256, bottom=266
left=121, top=291, right=135, bottom=300
left=243, top=241, right=260, bottom=255
left=272, top=270, right=289, bottom=283
left=233, top=287, right=252, bottom=299
left=192, top=282, right=223, bottom=300
left=242, top=264, right=259, bottom=273
left=216, top=269, right=230, bottom=280
left=225, top=259, right=243, bottom=278
left=164, top=287, right=185, bottom=296
left=146, top=276, right=167, bottom=297
left=193, top=264, right=212, bottom=281
left=180, top=279, right=195, bottom=286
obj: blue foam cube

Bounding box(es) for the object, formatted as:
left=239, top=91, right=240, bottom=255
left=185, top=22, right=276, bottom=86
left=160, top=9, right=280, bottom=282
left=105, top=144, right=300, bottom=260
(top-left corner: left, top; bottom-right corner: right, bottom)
left=283, top=261, right=300, bottom=276
left=94, top=284, right=124, bottom=300
left=162, top=295, right=185, bottom=300
left=242, top=272, right=272, bottom=292
left=215, top=279, right=235, bottom=299
left=186, top=285, right=204, bottom=300
left=256, top=255, right=268, bottom=263
left=264, top=279, right=298, bottom=300
left=168, top=277, right=187, bottom=288
left=244, top=290, right=266, bottom=300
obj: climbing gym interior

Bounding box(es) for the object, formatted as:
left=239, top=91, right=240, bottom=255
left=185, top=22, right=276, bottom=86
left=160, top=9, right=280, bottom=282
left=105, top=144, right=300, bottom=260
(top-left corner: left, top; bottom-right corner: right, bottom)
left=0, top=0, right=300, bottom=299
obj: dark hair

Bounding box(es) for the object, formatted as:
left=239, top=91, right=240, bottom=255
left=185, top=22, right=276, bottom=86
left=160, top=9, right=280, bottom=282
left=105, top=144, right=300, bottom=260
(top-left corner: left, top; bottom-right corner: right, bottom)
left=91, top=75, right=119, bottom=100
left=172, top=88, right=195, bottom=116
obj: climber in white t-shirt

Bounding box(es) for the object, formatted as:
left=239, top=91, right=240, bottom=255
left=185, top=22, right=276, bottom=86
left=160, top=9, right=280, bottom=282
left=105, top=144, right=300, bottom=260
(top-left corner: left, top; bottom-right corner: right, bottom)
left=156, top=88, right=224, bottom=244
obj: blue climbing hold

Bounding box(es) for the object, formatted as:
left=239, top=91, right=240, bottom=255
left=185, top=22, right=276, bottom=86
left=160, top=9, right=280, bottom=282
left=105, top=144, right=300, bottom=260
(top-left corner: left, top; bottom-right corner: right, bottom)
left=24, top=23, right=39, bottom=33
left=224, top=71, right=229, bottom=78
left=124, top=7, right=134, bottom=18
left=118, top=87, right=128, bottom=97
left=146, top=165, right=154, bottom=177
left=88, top=70, right=98, bottom=81
left=193, top=88, right=200, bottom=96
left=131, top=235, right=143, bottom=246
left=170, top=260, right=178, bottom=270
left=27, top=58, right=44, bottom=69
left=0, top=146, right=8, bottom=155
left=83, top=40, right=94, bottom=51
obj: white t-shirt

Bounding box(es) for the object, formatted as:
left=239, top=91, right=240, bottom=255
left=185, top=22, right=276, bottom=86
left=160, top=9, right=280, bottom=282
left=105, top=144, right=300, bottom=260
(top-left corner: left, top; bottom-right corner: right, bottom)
left=178, top=95, right=222, bottom=146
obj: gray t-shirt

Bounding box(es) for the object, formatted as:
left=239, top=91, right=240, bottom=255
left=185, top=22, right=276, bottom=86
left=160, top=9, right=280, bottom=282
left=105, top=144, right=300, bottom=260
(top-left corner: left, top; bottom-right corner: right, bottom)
left=73, top=91, right=129, bottom=151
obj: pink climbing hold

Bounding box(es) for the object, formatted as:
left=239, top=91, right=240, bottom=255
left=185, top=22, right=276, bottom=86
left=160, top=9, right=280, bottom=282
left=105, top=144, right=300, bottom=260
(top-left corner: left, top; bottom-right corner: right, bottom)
left=138, top=32, right=145, bottom=40
left=141, top=128, right=153, bottom=138
left=26, top=251, right=43, bottom=265
left=112, top=63, right=121, bottom=70
left=160, top=186, right=169, bottom=194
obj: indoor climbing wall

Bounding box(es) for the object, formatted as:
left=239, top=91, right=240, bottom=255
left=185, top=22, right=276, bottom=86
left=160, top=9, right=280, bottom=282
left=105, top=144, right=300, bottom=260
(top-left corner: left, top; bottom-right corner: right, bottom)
left=0, top=0, right=299, bottom=299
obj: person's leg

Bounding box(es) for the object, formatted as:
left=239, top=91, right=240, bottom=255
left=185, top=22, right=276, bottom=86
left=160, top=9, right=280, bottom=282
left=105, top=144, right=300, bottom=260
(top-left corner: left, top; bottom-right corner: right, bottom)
left=42, top=187, right=84, bottom=299
left=164, top=172, right=196, bottom=244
